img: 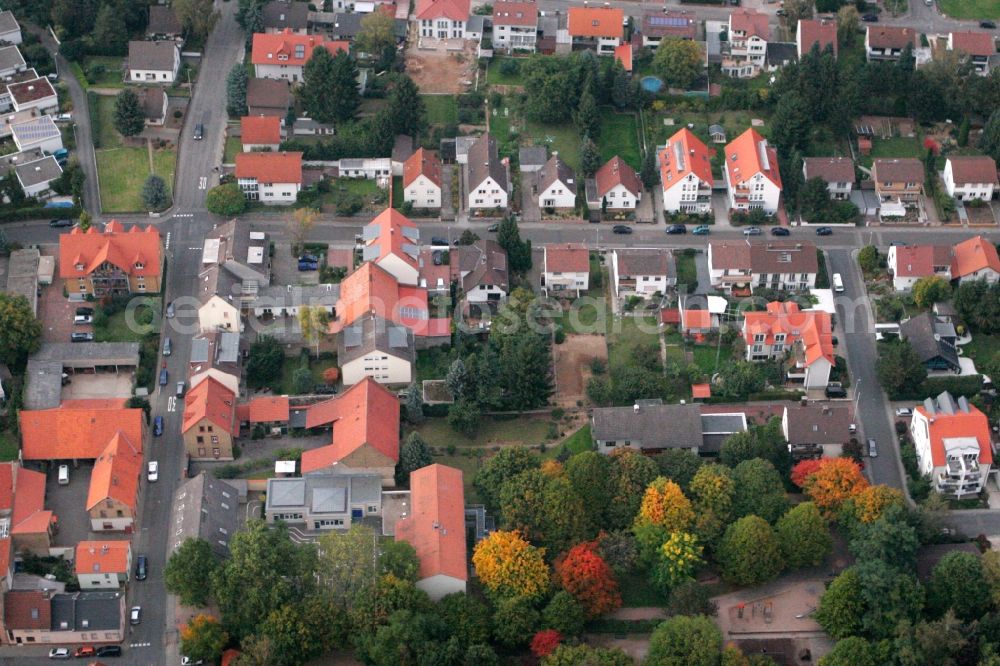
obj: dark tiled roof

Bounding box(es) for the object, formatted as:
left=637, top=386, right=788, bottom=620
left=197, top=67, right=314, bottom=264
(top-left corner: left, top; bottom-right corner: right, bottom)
left=783, top=404, right=851, bottom=445
left=338, top=312, right=416, bottom=367
left=592, top=403, right=703, bottom=450
left=147, top=5, right=182, bottom=35
left=262, top=1, right=310, bottom=30
left=457, top=239, right=508, bottom=292
left=901, top=312, right=960, bottom=370
left=615, top=248, right=675, bottom=278
left=536, top=154, right=577, bottom=196
left=467, top=133, right=508, bottom=191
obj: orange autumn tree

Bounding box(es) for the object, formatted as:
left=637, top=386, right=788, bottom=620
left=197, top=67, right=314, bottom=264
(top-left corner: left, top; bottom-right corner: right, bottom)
left=554, top=541, right=622, bottom=618
left=791, top=458, right=829, bottom=489
left=472, top=530, right=549, bottom=601
left=635, top=477, right=694, bottom=532
left=540, top=459, right=564, bottom=478
left=801, top=458, right=869, bottom=518
left=848, top=484, right=906, bottom=524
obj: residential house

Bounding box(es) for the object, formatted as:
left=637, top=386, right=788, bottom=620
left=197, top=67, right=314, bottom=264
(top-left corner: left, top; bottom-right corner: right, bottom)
left=592, top=402, right=704, bottom=454
left=723, top=129, right=782, bottom=213
left=901, top=312, right=961, bottom=373
left=403, top=147, right=442, bottom=209
left=567, top=7, right=624, bottom=56
left=0, top=68, right=39, bottom=113
left=951, top=235, right=1000, bottom=284
left=659, top=128, right=713, bottom=214
left=679, top=294, right=724, bottom=336
left=169, top=473, right=242, bottom=557
left=249, top=283, right=338, bottom=325
left=0, top=462, right=57, bottom=556
left=323, top=13, right=364, bottom=41
left=887, top=244, right=953, bottom=291
left=723, top=9, right=769, bottom=77
left=589, top=156, right=642, bottom=211
left=947, top=31, right=995, bottom=74
left=146, top=5, right=183, bottom=40
left=943, top=155, right=998, bottom=201
left=535, top=154, right=577, bottom=210
left=7, top=77, right=57, bottom=114
left=0, top=10, right=22, bottom=45
left=58, top=222, right=163, bottom=296
left=251, top=30, right=348, bottom=83
left=246, top=78, right=292, bottom=119
left=235, top=151, right=303, bottom=204
left=395, top=464, right=468, bottom=600
left=301, top=378, right=400, bottom=485
left=75, top=541, right=131, bottom=589
left=262, top=1, right=310, bottom=33
left=338, top=157, right=391, bottom=180
left=641, top=11, right=697, bottom=48
left=265, top=472, right=383, bottom=530
left=14, top=156, right=62, bottom=199
left=11, top=115, right=62, bottom=154
left=200, top=219, right=272, bottom=314
left=361, top=208, right=420, bottom=285
left=452, top=239, right=509, bottom=312
left=911, top=391, right=993, bottom=498
left=135, top=87, right=168, bottom=126
left=415, top=0, right=471, bottom=39
left=796, top=18, right=837, bottom=59
left=236, top=396, right=290, bottom=435
left=742, top=301, right=834, bottom=389
left=865, top=26, right=918, bottom=62
left=4, top=589, right=126, bottom=645
left=542, top=243, right=590, bottom=296
left=87, top=432, right=142, bottom=531
left=802, top=157, right=854, bottom=200
left=466, top=133, right=509, bottom=211
left=0, top=45, right=26, bottom=78
left=182, top=376, right=237, bottom=461
left=241, top=115, right=282, bottom=151
left=188, top=330, right=242, bottom=396
left=707, top=240, right=817, bottom=293
left=611, top=249, right=675, bottom=300
left=338, top=313, right=416, bottom=386
left=0, top=109, right=37, bottom=141
left=127, top=40, right=180, bottom=84
left=492, top=0, right=538, bottom=52
left=782, top=404, right=851, bottom=458
left=872, top=158, right=924, bottom=206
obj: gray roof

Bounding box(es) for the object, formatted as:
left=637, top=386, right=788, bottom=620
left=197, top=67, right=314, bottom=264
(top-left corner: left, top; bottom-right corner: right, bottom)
left=14, top=155, right=61, bottom=188
left=0, top=11, right=19, bottom=36
left=536, top=154, right=577, bottom=196
left=5, top=248, right=38, bottom=314
left=266, top=474, right=382, bottom=515
left=783, top=404, right=851, bottom=446
left=263, top=1, right=310, bottom=30
left=25, top=342, right=141, bottom=409
left=901, top=312, right=960, bottom=370
left=338, top=312, right=416, bottom=367
left=519, top=145, right=548, bottom=168
left=392, top=134, right=415, bottom=164
left=0, top=46, right=25, bottom=72
left=0, top=148, right=43, bottom=176
left=457, top=239, right=508, bottom=293
left=254, top=283, right=339, bottom=308
left=190, top=337, right=210, bottom=364
left=170, top=473, right=242, bottom=557
left=135, top=87, right=166, bottom=122
left=128, top=40, right=177, bottom=72
left=247, top=77, right=292, bottom=113
left=592, top=403, right=703, bottom=451
left=10, top=115, right=60, bottom=145
left=467, top=133, right=508, bottom=192
left=699, top=413, right=747, bottom=452
left=467, top=14, right=486, bottom=32
left=213, top=220, right=271, bottom=285
left=147, top=5, right=183, bottom=36
left=765, top=41, right=797, bottom=68
left=615, top=248, right=675, bottom=279
left=709, top=124, right=725, bottom=136
left=329, top=12, right=363, bottom=38
left=51, top=591, right=122, bottom=632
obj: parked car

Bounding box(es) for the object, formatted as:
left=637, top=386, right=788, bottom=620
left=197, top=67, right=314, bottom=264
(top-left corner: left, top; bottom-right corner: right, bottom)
left=49, top=218, right=74, bottom=227
left=166, top=301, right=175, bottom=318
left=868, top=438, right=878, bottom=458
left=862, top=12, right=878, bottom=21
left=297, top=260, right=318, bottom=271
left=48, top=648, right=71, bottom=659
left=487, top=223, right=499, bottom=232
left=75, top=307, right=94, bottom=316
left=299, top=254, right=319, bottom=263
left=825, top=384, right=847, bottom=399
left=612, top=225, right=633, bottom=234
left=135, top=555, right=147, bottom=581
left=815, top=226, right=833, bottom=236
left=73, top=314, right=92, bottom=325
left=96, top=645, right=123, bottom=657
left=147, top=461, right=158, bottom=482
left=665, top=224, right=687, bottom=235
left=130, top=606, right=142, bottom=625
left=895, top=407, right=913, bottom=417
left=163, top=337, right=171, bottom=356
left=981, top=20, right=997, bottom=29
left=176, top=381, right=185, bottom=397
left=57, top=464, right=69, bottom=485
left=743, top=226, right=762, bottom=236
left=70, top=332, right=93, bottom=342
left=692, top=225, right=711, bottom=235
left=193, top=123, right=204, bottom=140
left=54, top=112, right=72, bottom=122
left=153, top=416, right=164, bottom=437
left=181, top=657, right=205, bottom=666
left=159, top=366, right=168, bottom=386
left=74, top=646, right=96, bottom=658
left=770, top=227, right=790, bottom=236
left=313, top=384, right=337, bottom=395
left=432, top=250, right=444, bottom=265
left=889, top=240, right=907, bottom=247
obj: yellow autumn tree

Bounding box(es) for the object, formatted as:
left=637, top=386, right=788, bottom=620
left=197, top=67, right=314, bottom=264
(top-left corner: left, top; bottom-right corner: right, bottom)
left=848, top=484, right=905, bottom=524
left=472, top=530, right=549, bottom=601
left=635, top=477, right=694, bottom=533
left=540, top=459, right=564, bottom=478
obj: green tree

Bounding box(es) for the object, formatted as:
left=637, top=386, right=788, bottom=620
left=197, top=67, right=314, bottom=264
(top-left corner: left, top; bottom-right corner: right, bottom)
left=500, top=470, right=591, bottom=554
left=581, top=136, right=601, bottom=178
left=607, top=449, right=660, bottom=529
left=770, top=92, right=812, bottom=158
left=799, top=176, right=833, bottom=222
left=876, top=340, right=927, bottom=398
left=113, top=88, right=145, bottom=137
left=565, top=452, right=612, bottom=526
left=227, top=63, right=249, bottom=117
left=301, top=47, right=340, bottom=124
left=731, top=459, right=788, bottom=524
left=141, top=174, right=171, bottom=212
left=173, top=0, right=220, bottom=42
left=854, top=559, right=924, bottom=639
left=646, top=615, right=723, bottom=666
left=356, top=10, right=396, bottom=59
left=640, top=149, right=657, bottom=190
left=396, top=432, right=433, bottom=485
left=575, top=86, right=600, bottom=142
left=849, top=511, right=920, bottom=570
left=206, top=183, right=248, bottom=216
left=317, top=524, right=379, bottom=606
left=246, top=335, right=283, bottom=389
left=92, top=3, right=127, bottom=55
left=543, top=590, right=586, bottom=637
left=784, top=0, right=813, bottom=21
left=857, top=245, right=880, bottom=274
left=776, top=502, right=831, bottom=568
left=654, top=450, right=704, bottom=493
left=259, top=596, right=349, bottom=666
left=665, top=581, right=717, bottom=618
left=385, top=75, right=426, bottom=138
left=928, top=551, right=991, bottom=621
left=492, top=595, right=540, bottom=648
left=818, top=637, right=877, bottom=666
left=544, top=644, right=633, bottom=666
left=610, top=60, right=631, bottom=110
left=378, top=540, right=420, bottom=582
left=912, top=275, right=952, bottom=309
left=474, top=446, right=540, bottom=513
left=816, top=568, right=863, bottom=639
left=181, top=614, right=229, bottom=664
left=447, top=399, right=481, bottom=437
left=981, top=108, right=1000, bottom=163
left=242, top=1, right=264, bottom=44
left=718, top=418, right=790, bottom=477
left=438, top=593, right=493, bottom=648
left=290, top=366, right=311, bottom=394
left=652, top=38, right=703, bottom=90
left=836, top=5, right=860, bottom=46
left=717, top=515, right=784, bottom=586
left=716, top=361, right=765, bottom=400
left=404, top=382, right=424, bottom=425
left=893, top=611, right=970, bottom=666
left=164, top=538, right=219, bottom=607
left=496, top=216, right=532, bottom=275
left=328, top=50, right=361, bottom=122
left=0, top=293, right=42, bottom=370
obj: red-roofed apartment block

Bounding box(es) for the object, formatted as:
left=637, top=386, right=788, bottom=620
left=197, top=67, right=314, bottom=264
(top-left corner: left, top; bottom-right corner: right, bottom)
left=59, top=221, right=163, bottom=296
left=796, top=18, right=837, bottom=59
left=240, top=115, right=282, bottom=151
left=912, top=391, right=993, bottom=498
left=887, top=244, right=953, bottom=291
left=235, top=151, right=303, bottom=204
left=723, top=128, right=782, bottom=214
left=951, top=235, right=1000, bottom=284
left=948, top=31, right=997, bottom=74
left=182, top=376, right=237, bottom=461
left=362, top=208, right=421, bottom=285
left=403, top=148, right=442, bottom=209
left=742, top=302, right=833, bottom=390
left=659, top=128, right=713, bottom=213
left=395, top=464, right=467, bottom=600
left=542, top=243, right=590, bottom=296
left=492, top=0, right=538, bottom=52
left=251, top=29, right=348, bottom=82
left=415, top=0, right=471, bottom=39
left=301, top=378, right=400, bottom=485
left=724, top=9, right=769, bottom=77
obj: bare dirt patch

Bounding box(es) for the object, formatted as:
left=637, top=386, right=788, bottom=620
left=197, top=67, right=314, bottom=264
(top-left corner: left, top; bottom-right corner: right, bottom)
left=405, top=43, right=477, bottom=94
left=554, top=334, right=608, bottom=406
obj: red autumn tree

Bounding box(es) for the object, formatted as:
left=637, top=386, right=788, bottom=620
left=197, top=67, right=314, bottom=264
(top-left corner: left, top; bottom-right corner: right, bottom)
left=554, top=541, right=622, bottom=619
left=802, top=458, right=869, bottom=518
left=530, top=629, right=562, bottom=658
left=322, top=367, right=340, bottom=385
left=791, top=458, right=829, bottom=489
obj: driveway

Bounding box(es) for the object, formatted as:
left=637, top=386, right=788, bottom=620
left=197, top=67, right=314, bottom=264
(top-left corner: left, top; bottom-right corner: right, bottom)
left=520, top=172, right=540, bottom=223
left=43, top=461, right=101, bottom=548
left=38, top=284, right=86, bottom=343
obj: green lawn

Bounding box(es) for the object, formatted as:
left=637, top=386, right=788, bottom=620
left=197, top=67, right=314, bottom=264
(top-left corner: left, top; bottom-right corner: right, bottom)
left=95, top=94, right=122, bottom=148
left=224, top=135, right=242, bottom=164
left=411, top=416, right=552, bottom=449
left=391, top=176, right=404, bottom=209
left=83, top=56, right=125, bottom=88
left=95, top=300, right=162, bottom=343
left=486, top=57, right=526, bottom=86
left=524, top=120, right=582, bottom=174
left=152, top=149, right=176, bottom=191
left=600, top=112, right=641, bottom=170
left=275, top=355, right=338, bottom=395
left=0, top=430, right=19, bottom=462
left=489, top=106, right=513, bottom=143
left=416, top=348, right=454, bottom=382
left=939, top=0, right=1000, bottom=18
left=607, top=313, right=661, bottom=373
left=676, top=251, right=698, bottom=290
left=860, top=135, right=923, bottom=168
left=961, top=333, right=1000, bottom=369
left=560, top=425, right=593, bottom=455
left=423, top=95, right=458, bottom=126
left=96, top=147, right=151, bottom=213
left=691, top=343, right=732, bottom=377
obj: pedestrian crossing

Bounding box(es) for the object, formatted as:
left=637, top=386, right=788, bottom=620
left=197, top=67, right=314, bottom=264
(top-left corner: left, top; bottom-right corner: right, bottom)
left=129, top=642, right=152, bottom=648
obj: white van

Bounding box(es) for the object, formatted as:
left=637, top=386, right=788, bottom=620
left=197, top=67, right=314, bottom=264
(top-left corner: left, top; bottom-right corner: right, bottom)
left=57, top=465, right=69, bottom=485
left=832, top=273, right=844, bottom=293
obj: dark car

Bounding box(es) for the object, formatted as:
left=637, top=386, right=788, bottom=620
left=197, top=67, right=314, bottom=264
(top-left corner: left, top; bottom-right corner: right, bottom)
left=432, top=250, right=444, bottom=265
left=96, top=645, right=123, bottom=657
left=612, top=225, right=633, bottom=234
left=153, top=416, right=164, bottom=437
left=770, top=227, right=790, bottom=236
left=193, top=123, right=204, bottom=140
left=430, top=236, right=448, bottom=246
left=158, top=367, right=168, bottom=386
left=981, top=20, right=997, bottom=29
left=313, top=384, right=338, bottom=395
left=815, top=226, right=833, bottom=236
left=75, top=307, right=94, bottom=316
left=665, top=224, right=687, bottom=235
left=486, top=223, right=499, bottom=232
left=135, top=555, right=148, bottom=581
left=49, top=218, right=74, bottom=228
left=862, top=13, right=878, bottom=22
left=825, top=384, right=848, bottom=399
left=70, top=332, right=93, bottom=342
left=889, top=240, right=907, bottom=247
left=297, top=260, right=318, bottom=272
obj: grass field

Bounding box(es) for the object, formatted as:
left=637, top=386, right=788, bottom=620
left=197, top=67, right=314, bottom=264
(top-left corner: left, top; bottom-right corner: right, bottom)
left=275, top=355, right=338, bottom=395
left=0, top=430, right=19, bottom=462
left=95, top=300, right=161, bottom=343
left=83, top=56, right=125, bottom=88
left=676, top=251, right=698, bottom=290
left=486, top=57, right=525, bottom=86
left=692, top=343, right=732, bottom=376
left=560, top=425, right=593, bottom=455
left=939, top=0, right=1000, bottom=19
left=600, top=112, right=642, bottom=169
left=412, top=416, right=553, bottom=449
left=859, top=135, right=923, bottom=168
left=95, top=94, right=122, bottom=148
left=224, top=135, right=241, bottom=164
left=423, top=95, right=458, bottom=126
left=524, top=120, right=581, bottom=173
left=960, top=333, right=1000, bottom=368
left=607, top=313, right=661, bottom=374
left=97, top=145, right=176, bottom=213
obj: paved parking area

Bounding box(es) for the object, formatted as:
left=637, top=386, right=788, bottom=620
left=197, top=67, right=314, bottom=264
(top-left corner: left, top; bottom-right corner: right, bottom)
left=62, top=372, right=135, bottom=400
left=43, top=461, right=102, bottom=547
left=272, top=242, right=319, bottom=287
left=38, top=284, right=90, bottom=343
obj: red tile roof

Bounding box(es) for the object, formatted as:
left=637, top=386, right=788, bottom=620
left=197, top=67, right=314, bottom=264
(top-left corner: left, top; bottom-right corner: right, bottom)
left=366, top=208, right=419, bottom=273
left=247, top=395, right=290, bottom=423
left=545, top=243, right=590, bottom=273
left=59, top=222, right=162, bottom=280
left=797, top=19, right=837, bottom=57
left=415, top=0, right=471, bottom=21
left=87, top=432, right=141, bottom=513
left=891, top=245, right=953, bottom=278
left=950, top=31, right=996, bottom=57
left=240, top=115, right=281, bottom=146
left=75, top=540, right=130, bottom=576
left=568, top=6, right=623, bottom=39
left=595, top=156, right=641, bottom=198
left=395, top=464, right=467, bottom=583
left=10, top=466, right=52, bottom=536
left=660, top=308, right=680, bottom=324
left=182, top=376, right=236, bottom=435
left=20, top=405, right=144, bottom=461
left=730, top=8, right=768, bottom=40
left=330, top=262, right=448, bottom=337
left=614, top=43, right=633, bottom=72
left=915, top=399, right=993, bottom=467
left=493, top=0, right=537, bottom=26
left=403, top=147, right=442, bottom=189
left=234, top=151, right=303, bottom=185
left=659, top=128, right=713, bottom=190
left=803, top=157, right=854, bottom=184
left=0, top=463, right=12, bottom=514
left=952, top=235, right=1000, bottom=279
left=947, top=155, right=999, bottom=187
left=4, top=590, right=50, bottom=630
left=743, top=301, right=834, bottom=367
left=682, top=309, right=713, bottom=331
left=867, top=26, right=918, bottom=50
left=251, top=29, right=347, bottom=67
left=725, top=128, right=782, bottom=189
left=301, top=378, right=400, bottom=472
left=692, top=383, right=711, bottom=399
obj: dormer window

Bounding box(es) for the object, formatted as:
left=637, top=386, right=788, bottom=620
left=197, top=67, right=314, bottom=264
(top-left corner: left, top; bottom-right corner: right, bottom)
left=134, top=261, right=144, bottom=270
left=277, top=53, right=288, bottom=61
left=75, top=263, right=84, bottom=271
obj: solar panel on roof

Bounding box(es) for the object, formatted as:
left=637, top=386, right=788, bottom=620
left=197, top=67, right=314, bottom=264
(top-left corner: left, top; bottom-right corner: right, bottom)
left=649, top=16, right=690, bottom=27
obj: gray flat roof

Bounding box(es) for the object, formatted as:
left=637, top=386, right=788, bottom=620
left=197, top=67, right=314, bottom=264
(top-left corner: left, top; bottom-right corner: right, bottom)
left=14, top=155, right=61, bottom=188
left=10, top=115, right=59, bottom=144
left=32, top=342, right=140, bottom=365
left=0, top=46, right=25, bottom=72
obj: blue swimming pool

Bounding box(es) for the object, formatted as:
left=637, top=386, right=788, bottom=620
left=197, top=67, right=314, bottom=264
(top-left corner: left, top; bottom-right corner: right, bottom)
left=640, top=76, right=664, bottom=93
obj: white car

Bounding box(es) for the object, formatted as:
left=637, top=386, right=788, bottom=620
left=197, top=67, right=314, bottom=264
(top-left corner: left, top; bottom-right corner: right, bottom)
left=130, top=606, right=141, bottom=625
left=48, top=648, right=71, bottom=659
left=147, top=461, right=158, bottom=482
left=895, top=408, right=913, bottom=417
